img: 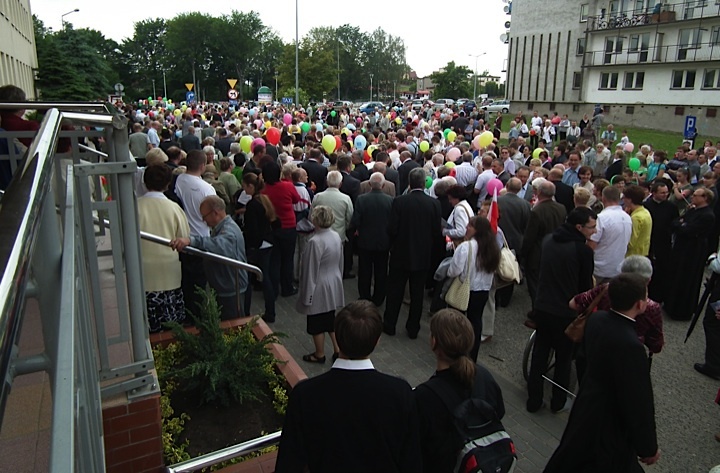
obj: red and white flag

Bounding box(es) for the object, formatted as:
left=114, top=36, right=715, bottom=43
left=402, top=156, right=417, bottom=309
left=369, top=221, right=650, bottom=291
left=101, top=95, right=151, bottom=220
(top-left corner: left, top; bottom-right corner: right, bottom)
left=488, top=188, right=499, bottom=234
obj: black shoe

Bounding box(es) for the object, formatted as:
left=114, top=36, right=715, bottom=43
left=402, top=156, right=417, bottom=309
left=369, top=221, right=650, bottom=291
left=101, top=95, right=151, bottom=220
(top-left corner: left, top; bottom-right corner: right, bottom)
left=526, top=400, right=545, bottom=413
left=343, top=273, right=356, bottom=280
left=407, top=330, right=418, bottom=340
left=262, top=314, right=276, bottom=324
left=302, top=353, right=326, bottom=364
left=694, top=363, right=720, bottom=380
left=281, top=287, right=298, bottom=297
left=383, top=326, right=396, bottom=336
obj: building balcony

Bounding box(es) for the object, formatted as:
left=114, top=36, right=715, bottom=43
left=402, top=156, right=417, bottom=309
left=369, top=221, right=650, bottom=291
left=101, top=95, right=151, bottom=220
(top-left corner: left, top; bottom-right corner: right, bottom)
left=583, top=41, right=720, bottom=67
left=586, top=2, right=720, bottom=32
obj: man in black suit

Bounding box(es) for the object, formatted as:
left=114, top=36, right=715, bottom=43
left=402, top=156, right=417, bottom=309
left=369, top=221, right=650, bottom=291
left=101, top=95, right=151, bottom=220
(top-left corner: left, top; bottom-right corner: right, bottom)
left=276, top=300, right=422, bottom=473
left=376, top=151, right=400, bottom=191
left=605, top=152, right=624, bottom=182
left=350, top=150, right=370, bottom=182
left=351, top=172, right=393, bottom=306
left=214, top=128, right=234, bottom=156
left=338, top=155, right=361, bottom=278
left=397, top=150, right=420, bottom=195
left=497, top=177, right=532, bottom=307
left=300, top=148, right=328, bottom=192
left=179, top=126, right=201, bottom=152
left=548, top=167, right=575, bottom=215
left=384, top=168, right=443, bottom=339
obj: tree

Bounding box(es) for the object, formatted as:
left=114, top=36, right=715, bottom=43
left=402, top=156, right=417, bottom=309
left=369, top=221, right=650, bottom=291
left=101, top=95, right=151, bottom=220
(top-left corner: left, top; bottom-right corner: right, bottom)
left=430, top=61, right=472, bottom=99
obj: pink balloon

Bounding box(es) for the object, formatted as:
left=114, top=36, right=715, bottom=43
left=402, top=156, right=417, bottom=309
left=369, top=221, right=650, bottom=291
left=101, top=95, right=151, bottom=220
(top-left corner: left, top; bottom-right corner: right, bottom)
left=283, top=113, right=292, bottom=125
left=472, top=135, right=481, bottom=150
left=624, top=142, right=635, bottom=153
left=254, top=119, right=263, bottom=128
left=486, top=178, right=504, bottom=196
left=447, top=147, right=462, bottom=162
left=252, top=138, right=266, bottom=151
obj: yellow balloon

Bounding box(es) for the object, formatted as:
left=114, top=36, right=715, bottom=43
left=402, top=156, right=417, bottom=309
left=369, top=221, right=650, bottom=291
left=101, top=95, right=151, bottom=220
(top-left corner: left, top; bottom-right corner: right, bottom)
left=201, top=114, right=206, bottom=121
left=265, top=121, right=272, bottom=129
left=479, top=131, right=494, bottom=148
left=173, top=109, right=181, bottom=117
left=447, top=131, right=457, bottom=142
left=322, top=135, right=336, bottom=154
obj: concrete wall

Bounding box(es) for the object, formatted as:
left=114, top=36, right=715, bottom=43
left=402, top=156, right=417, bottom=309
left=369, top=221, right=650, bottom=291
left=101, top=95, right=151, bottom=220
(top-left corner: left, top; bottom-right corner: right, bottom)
left=0, top=0, right=37, bottom=98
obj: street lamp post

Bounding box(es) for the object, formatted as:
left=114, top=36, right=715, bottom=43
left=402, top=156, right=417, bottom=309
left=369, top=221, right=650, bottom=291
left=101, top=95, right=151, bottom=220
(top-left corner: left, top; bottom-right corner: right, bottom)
left=152, top=79, right=156, bottom=101
left=369, top=73, right=373, bottom=102
left=295, top=0, right=299, bottom=106
left=275, top=73, right=279, bottom=100
left=469, top=52, right=487, bottom=100
left=337, top=39, right=341, bottom=101
left=61, top=8, right=79, bottom=27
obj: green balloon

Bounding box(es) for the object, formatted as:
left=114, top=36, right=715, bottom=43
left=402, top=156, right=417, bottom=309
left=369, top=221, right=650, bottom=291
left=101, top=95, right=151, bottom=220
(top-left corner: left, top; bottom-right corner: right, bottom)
left=330, top=110, right=337, bottom=117
left=425, top=176, right=433, bottom=189
left=301, top=122, right=311, bottom=133
left=628, top=157, right=641, bottom=171
left=443, top=128, right=451, bottom=138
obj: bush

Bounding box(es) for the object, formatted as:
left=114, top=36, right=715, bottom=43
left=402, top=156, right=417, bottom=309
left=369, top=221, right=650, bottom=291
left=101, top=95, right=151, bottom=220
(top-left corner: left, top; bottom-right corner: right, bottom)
left=161, top=288, right=282, bottom=407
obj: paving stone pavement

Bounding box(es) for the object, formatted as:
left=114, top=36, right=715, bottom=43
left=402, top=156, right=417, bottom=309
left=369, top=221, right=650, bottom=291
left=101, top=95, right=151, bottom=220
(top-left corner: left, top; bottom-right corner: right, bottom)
left=249, top=261, right=720, bottom=473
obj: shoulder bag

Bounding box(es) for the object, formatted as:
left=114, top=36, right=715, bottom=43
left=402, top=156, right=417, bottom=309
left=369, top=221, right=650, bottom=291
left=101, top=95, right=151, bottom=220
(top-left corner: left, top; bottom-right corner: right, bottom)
left=496, top=231, right=521, bottom=284
left=564, top=285, right=609, bottom=343
left=445, top=245, right=473, bottom=312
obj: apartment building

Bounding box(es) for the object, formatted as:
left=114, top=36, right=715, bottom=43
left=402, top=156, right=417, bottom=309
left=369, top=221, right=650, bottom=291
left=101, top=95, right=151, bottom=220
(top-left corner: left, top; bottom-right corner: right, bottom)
left=0, top=0, right=37, bottom=99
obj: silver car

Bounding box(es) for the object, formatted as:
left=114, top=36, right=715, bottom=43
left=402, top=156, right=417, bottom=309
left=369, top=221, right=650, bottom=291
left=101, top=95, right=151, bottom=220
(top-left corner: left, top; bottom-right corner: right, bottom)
left=481, top=99, right=511, bottom=114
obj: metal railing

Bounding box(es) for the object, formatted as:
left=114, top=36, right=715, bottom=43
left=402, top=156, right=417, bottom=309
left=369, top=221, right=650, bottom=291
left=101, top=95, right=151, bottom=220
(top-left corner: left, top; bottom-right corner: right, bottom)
left=587, top=2, right=720, bottom=31
left=584, top=41, right=720, bottom=67
left=165, top=431, right=281, bottom=473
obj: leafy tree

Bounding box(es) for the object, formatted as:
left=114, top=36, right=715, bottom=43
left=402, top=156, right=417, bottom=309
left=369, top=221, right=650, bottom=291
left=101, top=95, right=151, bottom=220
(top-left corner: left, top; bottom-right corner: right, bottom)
left=430, top=61, right=473, bottom=99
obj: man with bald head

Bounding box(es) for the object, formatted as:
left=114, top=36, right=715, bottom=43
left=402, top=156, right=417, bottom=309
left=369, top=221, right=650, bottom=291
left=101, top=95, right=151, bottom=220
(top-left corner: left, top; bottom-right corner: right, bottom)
left=351, top=172, right=394, bottom=306
left=521, top=180, right=567, bottom=304
left=360, top=161, right=396, bottom=197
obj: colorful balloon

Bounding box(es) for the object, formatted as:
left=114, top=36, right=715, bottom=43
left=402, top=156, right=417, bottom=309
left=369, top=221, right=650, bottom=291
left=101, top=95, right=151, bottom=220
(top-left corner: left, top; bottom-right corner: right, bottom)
left=473, top=135, right=481, bottom=150
left=252, top=138, right=266, bottom=152
left=240, top=135, right=253, bottom=153
left=264, top=120, right=272, bottom=130
left=447, top=131, right=457, bottom=143
left=173, top=109, right=181, bottom=117
left=395, top=117, right=402, bottom=125
left=624, top=142, right=635, bottom=153
left=628, top=157, right=641, bottom=171
left=486, top=178, right=504, bottom=196
left=301, top=122, right=311, bottom=133
left=419, top=141, right=430, bottom=153
left=425, top=176, right=433, bottom=189
left=447, top=147, right=461, bottom=162
left=334, top=135, right=342, bottom=151
left=478, top=131, right=494, bottom=148
left=322, top=135, right=336, bottom=154
left=443, top=128, right=451, bottom=138
left=266, top=127, right=281, bottom=146
left=330, top=110, right=337, bottom=117
left=445, top=162, right=456, bottom=169
left=354, top=135, right=367, bottom=151
left=283, top=113, right=293, bottom=125
left=367, top=144, right=378, bottom=157
left=532, top=148, right=543, bottom=159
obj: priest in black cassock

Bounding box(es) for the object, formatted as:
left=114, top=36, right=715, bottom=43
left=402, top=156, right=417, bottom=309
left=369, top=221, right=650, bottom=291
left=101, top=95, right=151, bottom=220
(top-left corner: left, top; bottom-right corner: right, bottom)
left=544, top=274, right=660, bottom=473
left=643, top=179, right=679, bottom=303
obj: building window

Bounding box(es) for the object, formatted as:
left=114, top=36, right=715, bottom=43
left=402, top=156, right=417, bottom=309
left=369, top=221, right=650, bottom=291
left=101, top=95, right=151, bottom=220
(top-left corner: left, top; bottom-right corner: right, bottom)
left=604, top=37, right=623, bottom=64
left=626, top=106, right=635, bottom=115
left=675, top=107, right=685, bottom=116
left=577, top=38, right=586, bottom=55
left=703, top=69, right=720, bottom=89
left=708, top=108, right=718, bottom=118
left=573, top=104, right=581, bottom=112
left=672, top=70, right=697, bottom=89
left=527, top=102, right=534, bottom=110
left=624, top=72, right=645, bottom=89
left=580, top=3, right=589, bottom=22
left=600, top=72, right=619, bottom=89
left=711, top=26, right=720, bottom=46
left=679, top=28, right=703, bottom=60
left=572, top=72, right=583, bottom=89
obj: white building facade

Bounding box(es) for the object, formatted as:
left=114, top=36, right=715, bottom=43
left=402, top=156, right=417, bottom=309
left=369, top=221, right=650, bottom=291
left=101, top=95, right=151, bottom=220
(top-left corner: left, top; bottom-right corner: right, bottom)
left=506, top=0, right=720, bottom=133
left=0, top=0, right=37, bottom=98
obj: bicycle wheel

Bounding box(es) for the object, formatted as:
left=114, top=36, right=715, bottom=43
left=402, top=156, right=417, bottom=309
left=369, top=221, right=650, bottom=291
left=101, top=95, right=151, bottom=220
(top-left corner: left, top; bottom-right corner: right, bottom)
left=522, top=330, right=555, bottom=382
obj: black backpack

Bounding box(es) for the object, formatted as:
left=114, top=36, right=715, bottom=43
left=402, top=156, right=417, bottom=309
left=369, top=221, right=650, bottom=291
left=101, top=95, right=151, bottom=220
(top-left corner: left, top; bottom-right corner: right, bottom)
left=425, top=375, right=517, bottom=473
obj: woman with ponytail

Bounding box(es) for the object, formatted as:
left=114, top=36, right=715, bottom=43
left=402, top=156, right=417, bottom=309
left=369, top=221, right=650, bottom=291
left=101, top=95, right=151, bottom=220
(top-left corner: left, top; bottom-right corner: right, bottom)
left=241, top=172, right=277, bottom=322
left=414, top=309, right=505, bottom=473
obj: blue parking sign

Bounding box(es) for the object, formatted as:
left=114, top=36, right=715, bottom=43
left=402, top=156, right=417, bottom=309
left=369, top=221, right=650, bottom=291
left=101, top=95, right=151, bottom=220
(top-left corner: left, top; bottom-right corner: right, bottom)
left=186, top=91, right=196, bottom=103
left=684, top=115, right=697, bottom=139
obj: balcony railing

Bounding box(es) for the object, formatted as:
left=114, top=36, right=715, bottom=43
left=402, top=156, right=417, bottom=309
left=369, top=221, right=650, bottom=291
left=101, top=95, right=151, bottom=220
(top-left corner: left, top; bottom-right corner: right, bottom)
left=587, top=2, right=720, bottom=31
left=584, top=41, right=720, bottom=66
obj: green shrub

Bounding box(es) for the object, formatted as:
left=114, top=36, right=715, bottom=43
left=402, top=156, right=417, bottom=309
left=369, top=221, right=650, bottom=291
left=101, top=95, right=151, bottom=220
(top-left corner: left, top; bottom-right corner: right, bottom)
left=161, top=288, right=283, bottom=407
left=153, top=343, right=191, bottom=464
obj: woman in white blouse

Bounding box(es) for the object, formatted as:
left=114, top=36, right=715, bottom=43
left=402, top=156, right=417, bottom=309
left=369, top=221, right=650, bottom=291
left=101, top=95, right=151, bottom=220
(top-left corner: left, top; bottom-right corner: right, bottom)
left=442, top=185, right=475, bottom=242
left=446, top=217, right=501, bottom=361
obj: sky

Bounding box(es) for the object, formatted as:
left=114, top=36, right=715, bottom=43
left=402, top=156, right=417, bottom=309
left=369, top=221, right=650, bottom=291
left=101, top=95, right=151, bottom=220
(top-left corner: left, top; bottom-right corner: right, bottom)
left=31, top=0, right=511, bottom=80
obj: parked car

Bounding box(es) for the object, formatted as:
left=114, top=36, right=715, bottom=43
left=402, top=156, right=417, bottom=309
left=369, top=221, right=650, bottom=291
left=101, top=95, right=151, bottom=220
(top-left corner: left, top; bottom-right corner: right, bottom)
left=463, top=100, right=477, bottom=114
left=358, top=101, right=385, bottom=114
left=433, top=98, right=455, bottom=111
left=333, top=100, right=353, bottom=110
left=411, top=99, right=433, bottom=111
left=481, top=99, right=511, bottom=113
left=456, top=98, right=470, bottom=108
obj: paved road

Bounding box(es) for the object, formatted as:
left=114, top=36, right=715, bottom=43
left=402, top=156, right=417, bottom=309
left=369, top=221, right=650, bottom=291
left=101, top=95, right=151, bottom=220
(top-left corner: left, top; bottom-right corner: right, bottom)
left=251, top=263, right=720, bottom=473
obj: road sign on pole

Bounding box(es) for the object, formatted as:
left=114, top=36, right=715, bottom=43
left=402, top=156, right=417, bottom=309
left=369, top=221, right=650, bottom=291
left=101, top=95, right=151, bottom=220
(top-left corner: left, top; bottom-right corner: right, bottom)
left=186, top=91, right=196, bottom=103
left=684, top=115, right=697, bottom=139
left=185, top=83, right=194, bottom=91
left=227, top=78, right=238, bottom=89
left=228, top=89, right=239, bottom=100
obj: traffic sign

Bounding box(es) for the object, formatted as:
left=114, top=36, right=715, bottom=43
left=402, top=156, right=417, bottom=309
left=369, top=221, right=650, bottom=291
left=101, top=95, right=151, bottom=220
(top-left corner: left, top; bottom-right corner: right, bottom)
left=228, top=89, right=239, bottom=100
left=684, top=115, right=697, bottom=139
left=185, top=83, right=194, bottom=91
left=282, top=97, right=293, bottom=105
left=186, top=91, right=196, bottom=103
left=227, top=78, right=238, bottom=89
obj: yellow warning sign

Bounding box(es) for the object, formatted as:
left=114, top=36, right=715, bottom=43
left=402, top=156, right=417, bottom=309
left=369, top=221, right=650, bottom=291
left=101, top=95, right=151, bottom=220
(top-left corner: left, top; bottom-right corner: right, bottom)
left=185, top=83, right=194, bottom=91
left=227, top=78, right=238, bottom=89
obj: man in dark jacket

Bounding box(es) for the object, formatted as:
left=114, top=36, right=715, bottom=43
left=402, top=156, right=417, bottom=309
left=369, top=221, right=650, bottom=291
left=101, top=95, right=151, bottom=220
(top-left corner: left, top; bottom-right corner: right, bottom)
left=527, top=207, right=596, bottom=414
left=397, top=150, right=420, bottom=195
left=351, top=172, right=393, bottom=306
left=547, top=168, right=574, bottom=214
left=384, top=168, right=442, bottom=339
left=300, top=148, right=328, bottom=192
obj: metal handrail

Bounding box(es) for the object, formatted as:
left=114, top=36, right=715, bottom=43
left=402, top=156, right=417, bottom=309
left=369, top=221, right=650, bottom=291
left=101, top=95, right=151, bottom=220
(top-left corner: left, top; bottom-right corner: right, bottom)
left=165, top=430, right=281, bottom=473
left=0, top=102, right=109, bottom=112
left=0, top=108, right=61, bottom=417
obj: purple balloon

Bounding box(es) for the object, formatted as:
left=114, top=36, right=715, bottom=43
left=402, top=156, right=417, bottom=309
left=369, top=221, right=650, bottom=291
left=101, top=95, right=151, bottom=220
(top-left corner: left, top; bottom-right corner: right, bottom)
left=486, top=178, right=504, bottom=197
left=252, top=138, right=266, bottom=151
left=283, top=113, right=292, bottom=125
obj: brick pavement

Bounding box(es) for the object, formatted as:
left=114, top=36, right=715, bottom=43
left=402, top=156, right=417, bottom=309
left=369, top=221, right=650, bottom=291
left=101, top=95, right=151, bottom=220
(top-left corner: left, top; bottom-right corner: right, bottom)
left=251, top=275, right=568, bottom=473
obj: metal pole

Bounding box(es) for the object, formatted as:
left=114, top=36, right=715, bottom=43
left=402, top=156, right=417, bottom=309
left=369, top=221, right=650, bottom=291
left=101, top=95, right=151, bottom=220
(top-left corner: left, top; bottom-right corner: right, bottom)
left=474, top=56, right=478, bottom=100
left=337, top=38, right=340, bottom=101
left=295, top=0, right=299, bottom=106
left=192, top=61, right=197, bottom=104
left=152, top=79, right=156, bottom=101
left=393, top=81, right=396, bottom=101
left=275, top=74, right=278, bottom=100
left=369, top=74, right=373, bottom=102
left=163, top=71, right=167, bottom=99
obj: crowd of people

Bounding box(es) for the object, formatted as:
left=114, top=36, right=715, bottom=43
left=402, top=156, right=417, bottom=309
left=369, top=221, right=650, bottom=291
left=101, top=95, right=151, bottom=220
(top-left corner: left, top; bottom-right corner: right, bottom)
left=6, top=82, right=720, bottom=470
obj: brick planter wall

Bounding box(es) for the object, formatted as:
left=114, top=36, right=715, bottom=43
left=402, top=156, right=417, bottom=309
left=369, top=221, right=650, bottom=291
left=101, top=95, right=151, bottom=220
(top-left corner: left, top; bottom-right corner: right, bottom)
left=102, top=394, right=164, bottom=473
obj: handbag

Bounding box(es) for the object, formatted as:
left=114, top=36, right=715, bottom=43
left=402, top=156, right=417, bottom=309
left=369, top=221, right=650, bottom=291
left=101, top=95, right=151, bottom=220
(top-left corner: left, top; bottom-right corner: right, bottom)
left=564, top=285, right=609, bottom=343
left=445, top=245, right=473, bottom=311
left=496, top=231, right=521, bottom=284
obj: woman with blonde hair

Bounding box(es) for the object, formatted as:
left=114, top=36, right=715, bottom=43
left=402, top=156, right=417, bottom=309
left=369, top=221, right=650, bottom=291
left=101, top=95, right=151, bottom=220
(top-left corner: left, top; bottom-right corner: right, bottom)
left=414, top=309, right=506, bottom=472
